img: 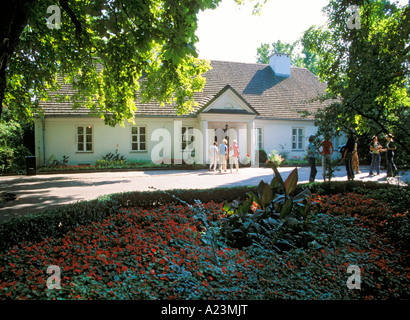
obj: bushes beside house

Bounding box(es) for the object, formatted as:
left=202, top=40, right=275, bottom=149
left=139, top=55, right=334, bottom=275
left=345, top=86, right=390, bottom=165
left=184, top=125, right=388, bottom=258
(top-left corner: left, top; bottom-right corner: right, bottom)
left=36, top=148, right=208, bottom=173
left=0, top=120, right=32, bottom=174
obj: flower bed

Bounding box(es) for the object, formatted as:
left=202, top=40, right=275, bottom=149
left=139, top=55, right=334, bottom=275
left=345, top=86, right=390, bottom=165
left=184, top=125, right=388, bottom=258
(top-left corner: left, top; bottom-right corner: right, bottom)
left=309, top=193, right=409, bottom=299
left=0, top=192, right=409, bottom=300
left=1, top=202, right=264, bottom=300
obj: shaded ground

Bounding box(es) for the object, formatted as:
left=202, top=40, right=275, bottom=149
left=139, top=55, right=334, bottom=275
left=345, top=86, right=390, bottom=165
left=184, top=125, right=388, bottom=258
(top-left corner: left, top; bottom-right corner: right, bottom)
left=0, top=165, right=408, bottom=220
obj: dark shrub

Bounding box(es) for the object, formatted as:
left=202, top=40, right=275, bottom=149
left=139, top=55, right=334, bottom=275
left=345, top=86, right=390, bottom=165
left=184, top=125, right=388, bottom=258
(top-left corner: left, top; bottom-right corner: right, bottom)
left=258, top=149, right=268, bottom=164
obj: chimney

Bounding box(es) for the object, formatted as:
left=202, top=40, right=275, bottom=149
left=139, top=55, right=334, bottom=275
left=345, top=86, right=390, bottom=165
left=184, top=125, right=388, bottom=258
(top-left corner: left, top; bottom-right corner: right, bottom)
left=269, top=53, right=291, bottom=77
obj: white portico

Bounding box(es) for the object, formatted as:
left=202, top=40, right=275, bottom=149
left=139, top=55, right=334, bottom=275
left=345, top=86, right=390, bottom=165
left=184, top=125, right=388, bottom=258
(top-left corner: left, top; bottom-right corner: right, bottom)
left=197, top=84, right=258, bottom=165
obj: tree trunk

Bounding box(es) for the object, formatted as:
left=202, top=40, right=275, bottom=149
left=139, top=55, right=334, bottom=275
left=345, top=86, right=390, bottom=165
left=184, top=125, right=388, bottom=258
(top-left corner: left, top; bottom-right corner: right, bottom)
left=0, top=0, right=36, bottom=120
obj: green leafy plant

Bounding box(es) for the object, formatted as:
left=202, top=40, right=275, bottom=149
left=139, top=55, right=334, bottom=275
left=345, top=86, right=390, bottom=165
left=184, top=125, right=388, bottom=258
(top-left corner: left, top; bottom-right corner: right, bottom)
left=96, top=146, right=126, bottom=168
left=323, top=157, right=341, bottom=182
left=267, top=150, right=284, bottom=168
left=278, top=144, right=291, bottom=161
left=47, top=155, right=70, bottom=168
left=0, top=185, right=256, bottom=251
left=0, top=120, right=31, bottom=174
left=220, top=162, right=314, bottom=251
left=0, top=182, right=408, bottom=300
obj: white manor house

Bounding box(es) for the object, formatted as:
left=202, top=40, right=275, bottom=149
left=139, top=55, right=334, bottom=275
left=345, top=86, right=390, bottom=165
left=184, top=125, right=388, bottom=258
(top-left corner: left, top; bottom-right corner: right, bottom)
left=34, top=53, right=340, bottom=167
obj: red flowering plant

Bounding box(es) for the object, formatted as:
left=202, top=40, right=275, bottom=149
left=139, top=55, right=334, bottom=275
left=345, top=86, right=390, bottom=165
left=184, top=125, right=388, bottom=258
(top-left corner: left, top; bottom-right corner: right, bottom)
left=306, top=192, right=410, bottom=299
left=0, top=201, right=267, bottom=300
left=0, top=182, right=409, bottom=300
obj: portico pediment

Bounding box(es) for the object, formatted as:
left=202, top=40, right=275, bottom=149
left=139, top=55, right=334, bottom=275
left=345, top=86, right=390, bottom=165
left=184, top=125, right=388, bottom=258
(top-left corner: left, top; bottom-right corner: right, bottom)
left=198, top=85, right=258, bottom=116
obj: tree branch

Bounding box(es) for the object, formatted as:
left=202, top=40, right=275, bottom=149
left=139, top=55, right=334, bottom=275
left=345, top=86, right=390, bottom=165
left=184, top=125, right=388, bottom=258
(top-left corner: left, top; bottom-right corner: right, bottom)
left=59, top=0, right=83, bottom=45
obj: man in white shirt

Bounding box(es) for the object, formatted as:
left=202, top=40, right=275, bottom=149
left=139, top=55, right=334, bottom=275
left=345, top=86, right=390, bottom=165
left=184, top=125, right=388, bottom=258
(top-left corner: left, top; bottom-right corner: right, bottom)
left=208, top=141, right=218, bottom=171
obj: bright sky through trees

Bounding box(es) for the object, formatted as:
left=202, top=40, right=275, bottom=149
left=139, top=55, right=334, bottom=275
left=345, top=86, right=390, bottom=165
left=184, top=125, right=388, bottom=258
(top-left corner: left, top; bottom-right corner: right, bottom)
left=196, top=0, right=409, bottom=63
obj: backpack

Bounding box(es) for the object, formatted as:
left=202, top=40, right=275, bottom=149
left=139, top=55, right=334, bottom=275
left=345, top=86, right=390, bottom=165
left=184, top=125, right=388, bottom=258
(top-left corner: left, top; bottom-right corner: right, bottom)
left=338, top=144, right=347, bottom=155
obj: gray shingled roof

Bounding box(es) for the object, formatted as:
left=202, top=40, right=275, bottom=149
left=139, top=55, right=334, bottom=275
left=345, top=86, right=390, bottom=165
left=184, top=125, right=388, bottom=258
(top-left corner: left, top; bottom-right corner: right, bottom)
left=39, top=60, right=329, bottom=120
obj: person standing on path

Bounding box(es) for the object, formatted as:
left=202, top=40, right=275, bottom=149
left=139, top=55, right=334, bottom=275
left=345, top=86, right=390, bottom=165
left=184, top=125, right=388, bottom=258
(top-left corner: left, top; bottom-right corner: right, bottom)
left=369, top=135, right=382, bottom=176
left=352, top=137, right=361, bottom=174
left=228, top=139, right=240, bottom=173
left=385, top=133, right=397, bottom=177
left=208, top=141, right=218, bottom=172
left=307, top=135, right=318, bottom=183
left=343, top=135, right=356, bottom=181
left=218, top=139, right=228, bottom=173
left=317, top=135, right=334, bottom=182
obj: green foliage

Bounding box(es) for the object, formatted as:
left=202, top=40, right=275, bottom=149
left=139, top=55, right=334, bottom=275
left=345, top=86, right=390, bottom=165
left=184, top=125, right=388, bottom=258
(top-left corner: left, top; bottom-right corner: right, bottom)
left=2, top=0, right=268, bottom=124
left=302, top=0, right=410, bottom=162
left=0, top=147, right=14, bottom=174
left=2, top=183, right=408, bottom=300
left=95, top=148, right=126, bottom=168
left=0, top=179, right=408, bottom=300
left=102, top=150, right=126, bottom=162
left=3, top=0, right=213, bottom=124
left=256, top=40, right=305, bottom=68
left=220, top=162, right=315, bottom=250
left=323, top=157, right=341, bottom=182
left=364, top=186, right=410, bottom=248
left=267, top=150, right=284, bottom=167
left=0, top=119, right=31, bottom=174
left=0, top=185, right=256, bottom=252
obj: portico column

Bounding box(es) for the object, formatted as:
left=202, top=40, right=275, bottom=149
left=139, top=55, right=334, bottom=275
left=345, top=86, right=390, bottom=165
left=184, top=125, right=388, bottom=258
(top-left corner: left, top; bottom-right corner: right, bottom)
left=200, top=120, right=208, bottom=165
left=247, top=120, right=256, bottom=165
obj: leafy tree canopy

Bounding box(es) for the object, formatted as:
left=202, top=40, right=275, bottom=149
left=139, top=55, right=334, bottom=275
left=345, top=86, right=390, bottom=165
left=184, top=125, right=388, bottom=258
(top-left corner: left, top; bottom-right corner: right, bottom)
left=1, top=0, right=266, bottom=126
left=302, top=0, right=409, bottom=158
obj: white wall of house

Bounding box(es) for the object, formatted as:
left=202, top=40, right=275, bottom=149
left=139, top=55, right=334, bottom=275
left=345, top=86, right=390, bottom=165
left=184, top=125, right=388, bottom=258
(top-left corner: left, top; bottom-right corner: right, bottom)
left=255, top=119, right=345, bottom=161
left=255, top=119, right=316, bottom=159
left=34, top=117, right=199, bottom=167
left=34, top=115, right=344, bottom=168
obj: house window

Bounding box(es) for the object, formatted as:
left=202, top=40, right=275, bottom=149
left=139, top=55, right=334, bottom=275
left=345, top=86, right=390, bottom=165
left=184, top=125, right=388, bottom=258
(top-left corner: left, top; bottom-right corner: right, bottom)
left=131, top=126, right=147, bottom=151
left=292, top=128, right=304, bottom=150
left=181, top=126, right=194, bottom=150
left=257, top=128, right=263, bottom=150
left=77, top=126, right=93, bottom=152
